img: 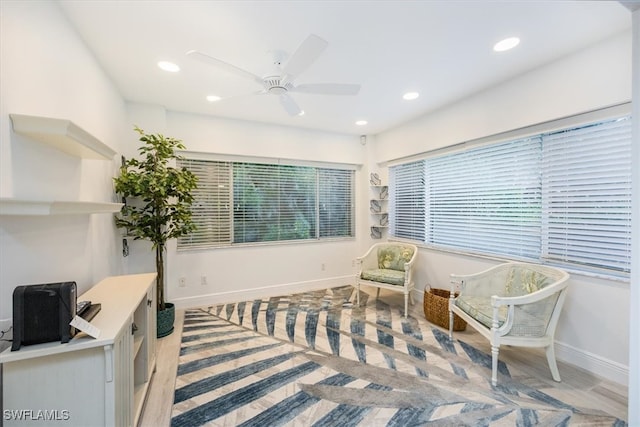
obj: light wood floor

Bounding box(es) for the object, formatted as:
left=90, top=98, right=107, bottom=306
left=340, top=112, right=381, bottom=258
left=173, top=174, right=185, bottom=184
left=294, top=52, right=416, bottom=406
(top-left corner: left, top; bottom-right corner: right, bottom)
left=138, top=290, right=629, bottom=426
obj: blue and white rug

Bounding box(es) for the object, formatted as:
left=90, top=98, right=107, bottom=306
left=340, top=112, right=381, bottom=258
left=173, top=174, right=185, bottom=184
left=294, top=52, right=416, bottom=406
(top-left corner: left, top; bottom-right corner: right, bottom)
left=170, top=286, right=626, bottom=426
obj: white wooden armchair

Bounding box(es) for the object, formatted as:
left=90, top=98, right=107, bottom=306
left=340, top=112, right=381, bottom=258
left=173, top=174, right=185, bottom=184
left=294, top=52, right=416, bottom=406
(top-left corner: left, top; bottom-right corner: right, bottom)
left=356, top=242, right=418, bottom=317
left=448, top=262, right=570, bottom=386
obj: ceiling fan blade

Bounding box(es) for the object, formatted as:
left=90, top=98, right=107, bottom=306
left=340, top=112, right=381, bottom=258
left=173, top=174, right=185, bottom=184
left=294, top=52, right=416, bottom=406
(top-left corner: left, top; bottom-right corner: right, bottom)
left=292, top=83, right=361, bottom=96
left=279, top=94, right=303, bottom=116
left=281, top=34, right=328, bottom=85
left=186, top=50, right=263, bottom=85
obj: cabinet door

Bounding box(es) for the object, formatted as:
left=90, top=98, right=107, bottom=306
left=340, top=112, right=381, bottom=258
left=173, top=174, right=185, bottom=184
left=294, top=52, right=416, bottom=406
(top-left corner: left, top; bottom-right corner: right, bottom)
left=108, top=319, right=134, bottom=427
left=146, top=285, right=157, bottom=375
left=3, top=347, right=109, bottom=426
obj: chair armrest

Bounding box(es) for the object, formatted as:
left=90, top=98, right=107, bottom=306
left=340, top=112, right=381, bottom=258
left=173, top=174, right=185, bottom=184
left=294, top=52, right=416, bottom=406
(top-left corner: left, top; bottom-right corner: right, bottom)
left=357, top=244, right=379, bottom=272
left=490, top=278, right=569, bottom=307
left=403, top=247, right=418, bottom=270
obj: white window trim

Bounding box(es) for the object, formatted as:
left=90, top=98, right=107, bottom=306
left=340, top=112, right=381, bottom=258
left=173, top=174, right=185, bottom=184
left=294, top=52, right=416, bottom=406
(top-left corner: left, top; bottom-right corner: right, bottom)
left=381, top=102, right=631, bottom=168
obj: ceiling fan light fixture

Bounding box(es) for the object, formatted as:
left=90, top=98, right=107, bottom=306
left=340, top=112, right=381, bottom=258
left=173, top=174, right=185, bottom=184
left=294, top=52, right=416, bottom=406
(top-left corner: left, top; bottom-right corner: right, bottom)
left=269, top=86, right=287, bottom=95
left=206, top=94, right=221, bottom=102
left=157, top=61, right=180, bottom=72
left=355, top=120, right=368, bottom=126
left=493, top=37, right=520, bottom=52
left=403, top=91, right=419, bottom=100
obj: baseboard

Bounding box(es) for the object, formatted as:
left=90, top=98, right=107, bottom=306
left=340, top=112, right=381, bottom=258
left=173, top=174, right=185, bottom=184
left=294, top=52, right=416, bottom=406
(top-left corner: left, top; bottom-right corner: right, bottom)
left=414, top=289, right=629, bottom=386
left=555, top=341, right=629, bottom=386
left=171, top=275, right=354, bottom=310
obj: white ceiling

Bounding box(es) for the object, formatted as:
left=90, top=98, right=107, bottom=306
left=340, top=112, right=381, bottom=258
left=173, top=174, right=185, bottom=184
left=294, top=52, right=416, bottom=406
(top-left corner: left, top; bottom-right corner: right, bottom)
left=57, top=1, right=631, bottom=136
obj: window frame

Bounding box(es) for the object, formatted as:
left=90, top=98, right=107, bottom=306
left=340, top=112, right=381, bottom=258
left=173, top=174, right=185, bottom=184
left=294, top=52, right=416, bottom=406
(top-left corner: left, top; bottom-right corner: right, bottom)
left=177, top=153, right=357, bottom=250
left=388, top=104, right=632, bottom=280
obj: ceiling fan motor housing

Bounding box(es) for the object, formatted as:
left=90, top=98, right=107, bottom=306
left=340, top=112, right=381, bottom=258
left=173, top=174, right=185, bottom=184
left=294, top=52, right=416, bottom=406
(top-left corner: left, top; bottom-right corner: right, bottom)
left=264, top=76, right=292, bottom=95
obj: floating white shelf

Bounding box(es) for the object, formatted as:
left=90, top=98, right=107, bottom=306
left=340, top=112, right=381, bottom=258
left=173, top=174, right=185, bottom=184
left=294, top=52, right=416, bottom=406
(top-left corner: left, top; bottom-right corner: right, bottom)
left=0, top=198, right=123, bottom=216
left=9, top=114, right=116, bottom=160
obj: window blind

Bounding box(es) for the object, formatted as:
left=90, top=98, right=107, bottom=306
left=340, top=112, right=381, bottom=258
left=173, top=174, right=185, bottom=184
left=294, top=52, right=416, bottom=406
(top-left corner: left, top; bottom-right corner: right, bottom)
left=541, top=116, right=632, bottom=273
left=233, top=163, right=316, bottom=243
left=318, top=168, right=355, bottom=238
left=177, top=159, right=232, bottom=248
left=178, top=158, right=354, bottom=249
left=389, top=160, right=426, bottom=241
left=388, top=112, right=632, bottom=277
left=427, top=137, right=542, bottom=259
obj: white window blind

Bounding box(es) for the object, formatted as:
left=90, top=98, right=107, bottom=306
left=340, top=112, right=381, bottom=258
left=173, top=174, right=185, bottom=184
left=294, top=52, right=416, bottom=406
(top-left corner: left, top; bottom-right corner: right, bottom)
left=177, top=159, right=232, bottom=248
left=233, top=163, right=317, bottom=243
left=388, top=112, right=632, bottom=277
left=541, top=116, right=632, bottom=274
left=178, top=159, right=354, bottom=249
left=427, top=137, right=542, bottom=259
left=389, top=160, right=426, bottom=241
left=318, top=168, right=355, bottom=238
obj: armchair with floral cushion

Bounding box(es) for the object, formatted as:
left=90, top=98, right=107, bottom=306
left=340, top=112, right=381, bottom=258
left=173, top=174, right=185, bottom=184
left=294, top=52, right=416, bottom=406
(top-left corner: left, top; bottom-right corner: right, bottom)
left=356, top=242, right=418, bottom=317
left=448, top=262, right=570, bottom=386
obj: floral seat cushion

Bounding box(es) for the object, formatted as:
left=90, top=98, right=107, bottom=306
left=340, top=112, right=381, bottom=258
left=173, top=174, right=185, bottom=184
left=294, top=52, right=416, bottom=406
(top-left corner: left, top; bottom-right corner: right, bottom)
left=361, top=268, right=405, bottom=286
left=377, top=245, right=415, bottom=271
left=359, top=245, right=414, bottom=286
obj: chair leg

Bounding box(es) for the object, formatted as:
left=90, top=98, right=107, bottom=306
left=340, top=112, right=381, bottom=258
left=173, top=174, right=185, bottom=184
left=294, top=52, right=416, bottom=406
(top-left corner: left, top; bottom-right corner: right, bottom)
left=449, top=310, right=454, bottom=340
left=356, top=284, right=360, bottom=307
left=546, top=344, right=561, bottom=382
left=491, top=344, right=499, bottom=386
left=409, top=292, right=414, bottom=305
left=404, top=293, right=409, bottom=317
left=376, top=288, right=381, bottom=299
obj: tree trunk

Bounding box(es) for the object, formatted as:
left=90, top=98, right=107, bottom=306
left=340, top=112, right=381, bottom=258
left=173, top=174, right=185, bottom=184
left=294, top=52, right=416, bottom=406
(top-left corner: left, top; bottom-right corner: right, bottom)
left=156, top=244, right=165, bottom=311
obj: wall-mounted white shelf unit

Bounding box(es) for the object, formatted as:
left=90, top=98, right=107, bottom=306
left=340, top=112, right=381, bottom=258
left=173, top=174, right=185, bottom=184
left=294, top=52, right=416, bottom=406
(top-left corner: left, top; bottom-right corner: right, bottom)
left=9, top=114, right=116, bottom=160
left=370, top=184, right=389, bottom=239
left=0, top=198, right=123, bottom=216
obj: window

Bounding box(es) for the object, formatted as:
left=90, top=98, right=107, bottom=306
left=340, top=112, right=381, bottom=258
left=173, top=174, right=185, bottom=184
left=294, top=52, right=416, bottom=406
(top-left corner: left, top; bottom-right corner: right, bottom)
left=233, top=163, right=316, bottom=243
left=177, top=159, right=231, bottom=248
left=318, top=168, right=355, bottom=238
left=541, top=117, right=632, bottom=274
left=389, top=160, right=426, bottom=241
left=178, top=159, right=354, bottom=249
left=427, top=136, right=542, bottom=260
left=390, top=114, right=632, bottom=276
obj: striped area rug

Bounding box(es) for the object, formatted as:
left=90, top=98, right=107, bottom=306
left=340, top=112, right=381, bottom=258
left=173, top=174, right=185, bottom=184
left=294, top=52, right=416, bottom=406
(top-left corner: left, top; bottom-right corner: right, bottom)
left=170, top=286, right=625, bottom=426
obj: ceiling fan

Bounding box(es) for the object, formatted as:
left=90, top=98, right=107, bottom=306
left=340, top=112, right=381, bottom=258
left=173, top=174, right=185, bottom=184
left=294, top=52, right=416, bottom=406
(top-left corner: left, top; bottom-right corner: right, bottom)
left=186, top=34, right=361, bottom=116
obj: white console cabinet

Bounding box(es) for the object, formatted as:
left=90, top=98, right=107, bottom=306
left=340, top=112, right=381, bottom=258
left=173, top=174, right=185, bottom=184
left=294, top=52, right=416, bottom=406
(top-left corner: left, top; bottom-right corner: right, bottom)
left=0, top=273, right=157, bottom=427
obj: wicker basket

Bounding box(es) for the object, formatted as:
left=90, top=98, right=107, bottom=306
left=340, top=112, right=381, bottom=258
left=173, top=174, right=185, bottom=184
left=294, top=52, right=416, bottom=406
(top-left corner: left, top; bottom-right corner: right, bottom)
left=423, top=287, right=467, bottom=331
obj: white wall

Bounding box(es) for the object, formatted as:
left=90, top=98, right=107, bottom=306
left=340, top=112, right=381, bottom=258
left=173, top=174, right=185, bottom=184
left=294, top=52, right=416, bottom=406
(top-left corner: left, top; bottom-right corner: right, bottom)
left=374, top=31, right=633, bottom=384
left=0, top=1, right=128, bottom=330
left=125, top=106, right=368, bottom=307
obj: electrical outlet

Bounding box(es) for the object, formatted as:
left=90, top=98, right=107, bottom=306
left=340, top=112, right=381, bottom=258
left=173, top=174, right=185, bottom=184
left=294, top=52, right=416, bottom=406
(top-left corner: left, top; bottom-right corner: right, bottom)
left=179, top=277, right=186, bottom=287
left=352, top=259, right=356, bottom=267
left=201, top=275, right=207, bottom=286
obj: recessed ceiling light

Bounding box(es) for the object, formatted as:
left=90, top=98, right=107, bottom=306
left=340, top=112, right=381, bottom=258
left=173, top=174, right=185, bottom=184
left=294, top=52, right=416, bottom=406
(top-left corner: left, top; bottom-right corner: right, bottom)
left=157, top=61, right=180, bottom=72
left=493, top=37, right=520, bottom=52
left=206, top=95, right=221, bottom=102
left=355, top=120, right=368, bottom=126
left=298, top=110, right=305, bottom=116
left=403, top=92, right=420, bottom=100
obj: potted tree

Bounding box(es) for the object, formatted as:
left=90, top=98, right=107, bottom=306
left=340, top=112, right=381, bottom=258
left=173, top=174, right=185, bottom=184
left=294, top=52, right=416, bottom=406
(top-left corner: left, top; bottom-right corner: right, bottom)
left=114, top=126, right=197, bottom=338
